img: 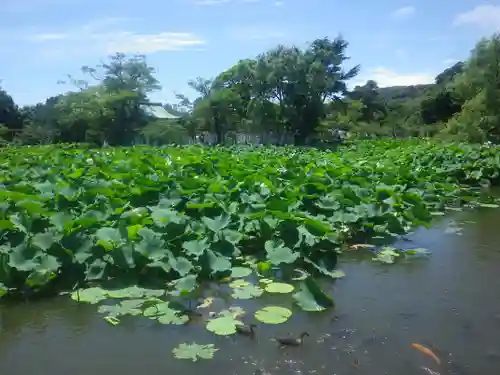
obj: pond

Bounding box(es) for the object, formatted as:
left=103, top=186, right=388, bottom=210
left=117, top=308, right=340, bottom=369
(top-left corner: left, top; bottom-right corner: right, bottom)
left=1, top=207, right=500, bottom=375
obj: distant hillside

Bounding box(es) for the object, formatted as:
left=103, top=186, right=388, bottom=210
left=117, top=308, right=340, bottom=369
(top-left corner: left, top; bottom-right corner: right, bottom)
left=378, top=84, right=434, bottom=102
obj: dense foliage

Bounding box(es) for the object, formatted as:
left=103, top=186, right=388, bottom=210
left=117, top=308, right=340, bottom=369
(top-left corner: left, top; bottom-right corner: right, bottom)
left=1, top=139, right=499, bottom=301
left=3, top=33, right=500, bottom=146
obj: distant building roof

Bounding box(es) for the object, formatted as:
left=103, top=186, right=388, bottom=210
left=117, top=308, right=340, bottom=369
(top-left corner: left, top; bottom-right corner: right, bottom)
left=140, top=103, right=179, bottom=119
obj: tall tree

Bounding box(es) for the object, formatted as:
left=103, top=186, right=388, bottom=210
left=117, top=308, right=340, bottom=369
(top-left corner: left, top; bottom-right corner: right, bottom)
left=444, top=33, right=500, bottom=142
left=0, top=86, right=23, bottom=140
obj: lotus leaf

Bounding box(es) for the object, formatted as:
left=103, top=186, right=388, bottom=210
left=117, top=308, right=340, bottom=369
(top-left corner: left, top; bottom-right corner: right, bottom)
left=265, top=282, right=294, bottom=294
left=478, top=203, right=499, bottom=208
left=143, top=302, right=189, bottom=325
left=229, top=279, right=249, bottom=288
left=206, top=316, right=242, bottom=335
left=292, top=278, right=334, bottom=312
left=231, top=284, right=263, bottom=300
left=264, top=240, right=299, bottom=265
left=3, top=141, right=500, bottom=301
left=254, top=306, right=292, bottom=324
left=173, top=343, right=218, bottom=362
left=182, top=239, right=209, bottom=257
left=230, top=267, right=253, bottom=278
left=373, top=247, right=401, bottom=264
left=71, top=287, right=107, bottom=304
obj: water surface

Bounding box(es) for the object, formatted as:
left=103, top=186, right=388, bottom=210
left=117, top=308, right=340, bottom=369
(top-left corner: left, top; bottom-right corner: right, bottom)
left=2, top=208, right=500, bottom=375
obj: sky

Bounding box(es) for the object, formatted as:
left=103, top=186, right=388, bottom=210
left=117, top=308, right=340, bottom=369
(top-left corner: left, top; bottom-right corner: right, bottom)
left=1, top=0, right=499, bottom=106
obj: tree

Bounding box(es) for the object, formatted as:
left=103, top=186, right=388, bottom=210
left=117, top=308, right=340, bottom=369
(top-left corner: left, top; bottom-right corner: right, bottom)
left=348, top=80, right=387, bottom=123
left=59, top=53, right=161, bottom=145
left=444, top=33, right=500, bottom=143
left=0, top=86, right=23, bottom=140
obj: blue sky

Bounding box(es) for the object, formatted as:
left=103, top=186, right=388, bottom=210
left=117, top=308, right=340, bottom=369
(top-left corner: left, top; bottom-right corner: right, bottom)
left=1, top=0, right=498, bottom=106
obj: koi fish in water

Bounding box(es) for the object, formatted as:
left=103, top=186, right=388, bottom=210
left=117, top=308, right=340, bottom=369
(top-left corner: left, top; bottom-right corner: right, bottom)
left=412, top=343, right=441, bottom=365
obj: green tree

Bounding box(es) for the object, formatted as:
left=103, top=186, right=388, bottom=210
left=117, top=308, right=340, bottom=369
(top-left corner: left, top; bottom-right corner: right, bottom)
left=444, top=33, right=500, bottom=142
left=0, top=86, right=23, bottom=140
left=60, top=53, right=161, bottom=145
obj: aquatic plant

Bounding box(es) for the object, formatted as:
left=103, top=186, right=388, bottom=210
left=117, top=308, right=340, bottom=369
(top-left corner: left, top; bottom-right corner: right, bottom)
left=1, top=140, right=500, bottom=361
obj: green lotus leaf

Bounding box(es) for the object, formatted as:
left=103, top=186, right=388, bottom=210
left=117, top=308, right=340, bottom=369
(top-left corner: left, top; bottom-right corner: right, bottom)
left=71, top=287, right=107, bottom=304
left=230, top=266, right=252, bottom=278
left=264, top=239, right=299, bottom=265
left=229, top=279, right=249, bottom=288
left=231, top=284, right=263, bottom=300
left=143, top=302, right=189, bottom=325
left=292, top=277, right=334, bottom=312
left=265, top=282, right=294, bottom=294
left=173, top=343, right=218, bottom=362
left=206, top=316, right=242, bottom=335
left=254, top=306, right=292, bottom=324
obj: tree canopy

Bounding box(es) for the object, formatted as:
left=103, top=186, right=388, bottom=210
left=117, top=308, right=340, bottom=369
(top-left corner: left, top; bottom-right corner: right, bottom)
left=2, top=33, right=500, bottom=146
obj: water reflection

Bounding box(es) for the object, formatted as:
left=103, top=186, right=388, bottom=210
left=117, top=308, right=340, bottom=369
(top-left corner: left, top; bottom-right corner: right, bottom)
left=1, top=209, right=500, bottom=375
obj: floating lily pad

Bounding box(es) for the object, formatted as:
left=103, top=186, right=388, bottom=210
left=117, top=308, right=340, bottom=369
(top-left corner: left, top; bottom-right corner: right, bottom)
left=478, top=203, right=499, bottom=208
left=173, top=343, right=218, bottom=362
left=231, top=284, right=263, bottom=300
left=373, top=247, right=401, bottom=264
left=105, top=286, right=164, bottom=299
left=143, top=302, right=189, bottom=325
left=254, top=306, right=292, bottom=324
left=71, top=287, right=107, bottom=304
left=231, top=267, right=252, bottom=278
left=229, top=279, right=249, bottom=288
left=206, top=316, right=242, bottom=335
left=265, top=282, right=294, bottom=294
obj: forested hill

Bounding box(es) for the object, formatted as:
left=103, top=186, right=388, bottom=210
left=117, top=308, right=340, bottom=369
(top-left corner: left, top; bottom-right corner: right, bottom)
left=378, top=84, right=433, bottom=101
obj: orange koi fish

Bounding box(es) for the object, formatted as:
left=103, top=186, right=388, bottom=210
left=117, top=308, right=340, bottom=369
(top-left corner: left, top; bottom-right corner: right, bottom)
left=412, top=343, right=441, bottom=365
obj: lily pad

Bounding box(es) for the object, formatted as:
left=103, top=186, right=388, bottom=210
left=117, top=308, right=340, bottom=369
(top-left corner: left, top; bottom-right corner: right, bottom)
left=254, top=306, right=292, bottom=324
left=265, top=282, right=294, bottom=294
left=173, top=343, right=218, bottom=362
left=478, top=203, right=499, bottom=208
left=105, top=286, right=164, bottom=299
left=229, top=279, right=249, bottom=288
left=373, top=247, right=401, bottom=264
left=231, top=284, right=263, bottom=300
left=206, top=316, right=242, bottom=335
left=231, top=267, right=252, bottom=278
left=143, top=302, right=189, bottom=325
left=71, top=287, right=107, bottom=304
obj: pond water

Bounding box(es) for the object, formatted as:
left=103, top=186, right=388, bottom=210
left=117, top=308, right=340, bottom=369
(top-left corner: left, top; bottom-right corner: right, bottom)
left=2, top=208, right=500, bottom=375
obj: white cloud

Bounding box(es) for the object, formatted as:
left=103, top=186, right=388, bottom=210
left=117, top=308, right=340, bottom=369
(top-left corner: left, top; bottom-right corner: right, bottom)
left=353, top=67, right=434, bottom=88
left=106, top=32, right=205, bottom=53
left=391, top=6, right=416, bottom=19
left=25, top=18, right=205, bottom=56
left=453, top=5, right=500, bottom=31
left=274, top=1, right=284, bottom=5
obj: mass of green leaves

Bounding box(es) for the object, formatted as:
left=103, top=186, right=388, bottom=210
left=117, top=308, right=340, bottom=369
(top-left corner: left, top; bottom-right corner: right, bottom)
left=0, top=139, right=499, bottom=300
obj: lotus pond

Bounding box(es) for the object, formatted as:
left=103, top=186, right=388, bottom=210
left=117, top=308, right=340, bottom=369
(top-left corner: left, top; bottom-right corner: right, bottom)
left=1, top=140, right=500, bottom=374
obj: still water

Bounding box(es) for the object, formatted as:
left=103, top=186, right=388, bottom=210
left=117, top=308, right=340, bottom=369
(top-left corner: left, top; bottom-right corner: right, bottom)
left=1, top=208, right=500, bottom=375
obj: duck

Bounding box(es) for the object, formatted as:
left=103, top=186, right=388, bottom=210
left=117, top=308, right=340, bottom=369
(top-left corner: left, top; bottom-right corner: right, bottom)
left=275, top=331, right=309, bottom=346
left=236, top=323, right=257, bottom=337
